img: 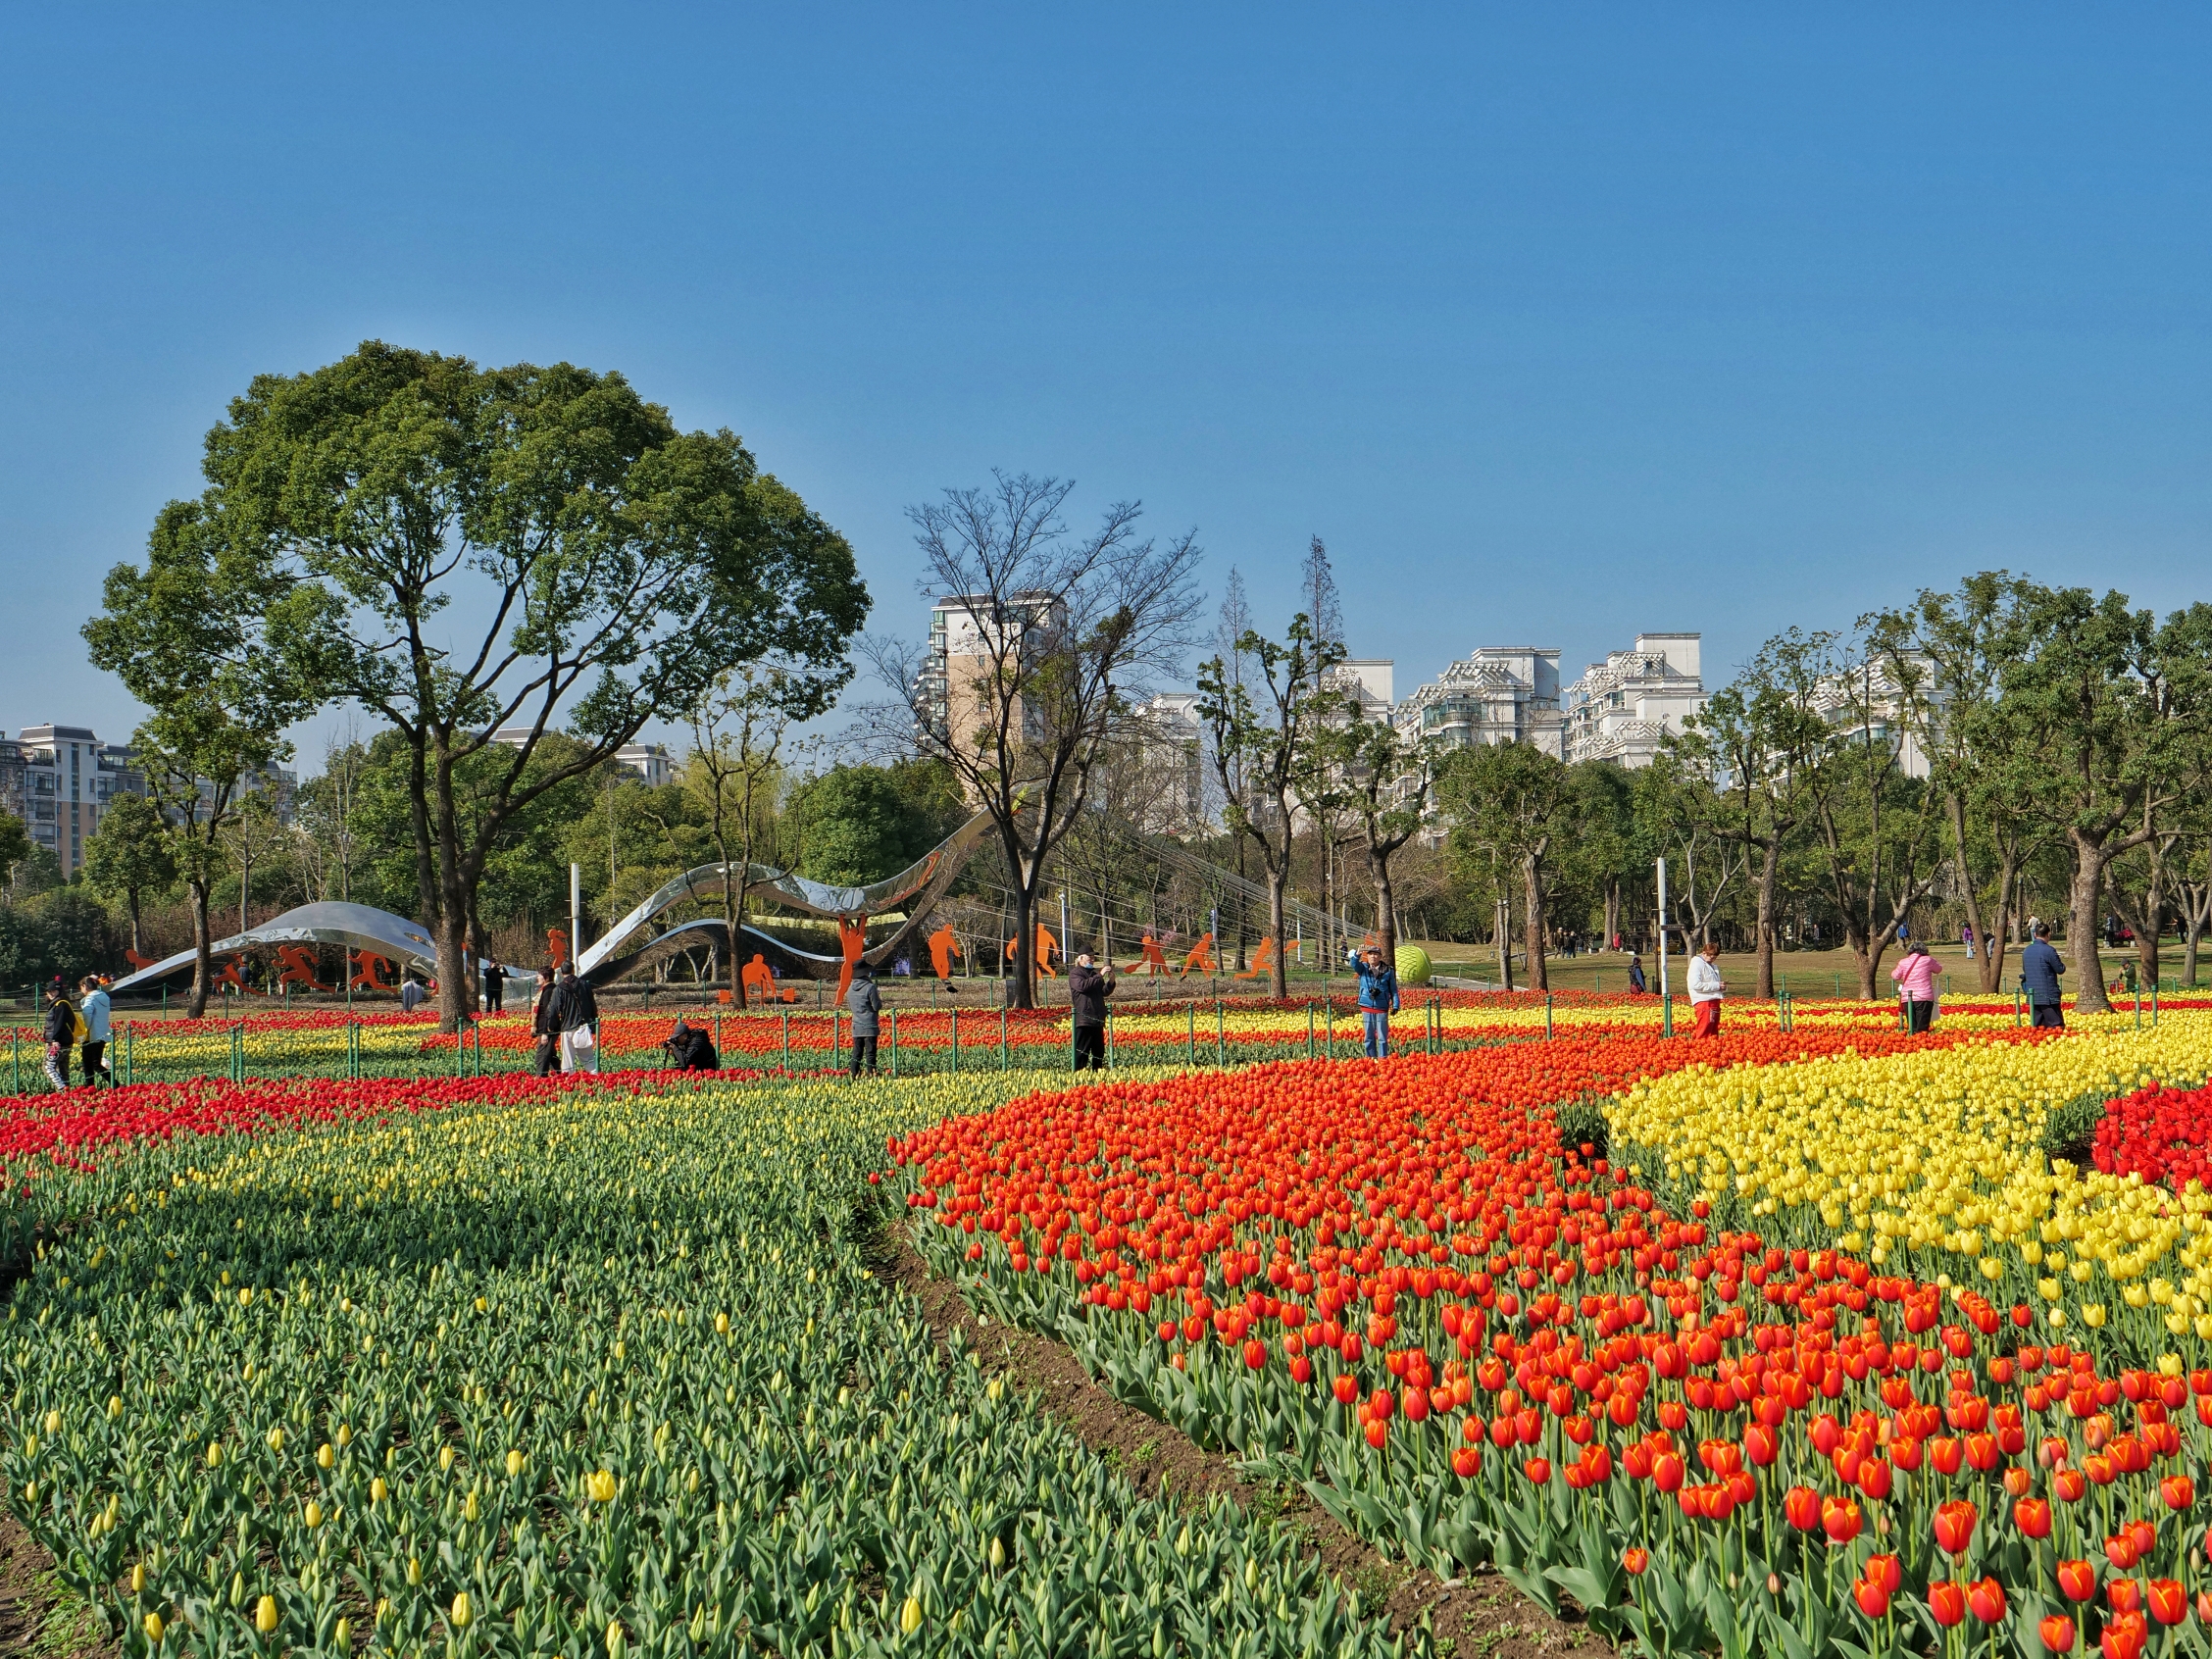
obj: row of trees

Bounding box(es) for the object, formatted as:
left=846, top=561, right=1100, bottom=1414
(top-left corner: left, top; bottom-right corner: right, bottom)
left=83, top=342, right=869, bottom=1025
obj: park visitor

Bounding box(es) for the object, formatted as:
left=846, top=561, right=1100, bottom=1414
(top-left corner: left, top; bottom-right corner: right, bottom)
left=1348, top=945, right=1399, bottom=1059
left=1069, top=951, right=1116, bottom=1070
left=1961, top=922, right=1977, bottom=961
left=41, top=979, right=76, bottom=1090
left=845, top=959, right=881, bottom=1076
left=551, top=963, right=600, bottom=1074
left=1626, top=952, right=1647, bottom=994
left=530, top=965, right=561, bottom=1076
left=400, top=973, right=427, bottom=1014
left=1890, top=938, right=1938, bottom=1032
left=482, top=958, right=505, bottom=1014
left=78, top=975, right=111, bottom=1085
left=1687, top=940, right=1724, bottom=1037
left=666, top=1018, right=719, bottom=1071
left=2022, top=923, right=2066, bottom=1029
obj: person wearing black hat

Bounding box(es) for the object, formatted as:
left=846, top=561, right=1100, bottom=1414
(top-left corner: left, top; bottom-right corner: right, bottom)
left=41, top=979, right=77, bottom=1090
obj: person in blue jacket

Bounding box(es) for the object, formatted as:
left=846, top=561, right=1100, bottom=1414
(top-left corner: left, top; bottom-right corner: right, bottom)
left=1347, top=945, right=1400, bottom=1058
left=2021, top=922, right=2065, bottom=1029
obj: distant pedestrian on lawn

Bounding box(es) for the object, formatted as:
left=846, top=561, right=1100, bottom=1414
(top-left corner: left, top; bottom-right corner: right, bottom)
left=1890, top=939, right=1938, bottom=1032
left=1626, top=952, right=1647, bottom=994
left=1687, top=940, right=1724, bottom=1037
left=1961, top=922, right=1977, bottom=961
left=2022, top=923, right=2065, bottom=1029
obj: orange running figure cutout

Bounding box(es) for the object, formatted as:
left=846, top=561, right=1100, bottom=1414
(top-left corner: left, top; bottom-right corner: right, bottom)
left=835, top=916, right=870, bottom=1004
left=1233, top=937, right=1276, bottom=980
left=1179, top=931, right=1217, bottom=976
left=928, top=924, right=963, bottom=981
left=1004, top=924, right=1059, bottom=977
left=1128, top=933, right=1171, bottom=976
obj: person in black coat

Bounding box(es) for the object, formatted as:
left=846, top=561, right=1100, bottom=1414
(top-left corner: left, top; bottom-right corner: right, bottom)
left=530, top=965, right=561, bottom=1077
left=1069, top=953, right=1115, bottom=1071
left=667, top=1019, right=719, bottom=1071
left=41, top=979, right=75, bottom=1090
left=482, top=959, right=505, bottom=1014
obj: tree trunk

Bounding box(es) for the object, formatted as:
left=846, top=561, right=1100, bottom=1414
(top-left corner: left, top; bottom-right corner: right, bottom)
left=1496, top=897, right=1514, bottom=992
left=1010, top=856, right=1037, bottom=1010
left=2186, top=910, right=2204, bottom=988
left=1604, top=876, right=1621, bottom=952
left=1523, top=853, right=1548, bottom=992
left=724, top=860, right=744, bottom=1009
left=1267, top=863, right=1288, bottom=999
left=2068, top=836, right=2112, bottom=1013
left=1368, top=843, right=1398, bottom=967
left=187, top=878, right=213, bottom=1019
left=1754, top=839, right=1780, bottom=1000
left=127, top=892, right=142, bottom=960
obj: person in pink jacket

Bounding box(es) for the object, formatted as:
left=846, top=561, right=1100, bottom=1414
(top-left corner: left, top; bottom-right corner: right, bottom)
left=1890, top=939, right=1938, bottom=1032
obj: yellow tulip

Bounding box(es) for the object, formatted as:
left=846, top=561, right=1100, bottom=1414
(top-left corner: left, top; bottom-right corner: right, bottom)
left=255, top=1594, right=279, bottom=1634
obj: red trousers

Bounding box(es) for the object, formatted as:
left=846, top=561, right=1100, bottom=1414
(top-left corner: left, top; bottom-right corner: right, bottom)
left=1690, top=998, right=1721, bottom=1038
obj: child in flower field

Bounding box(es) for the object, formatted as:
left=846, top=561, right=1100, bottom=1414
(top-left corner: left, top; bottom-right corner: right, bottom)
left=1687, top=938, right=1724, bottom=1036
left=1347, top=945, right=1398, bottom=1058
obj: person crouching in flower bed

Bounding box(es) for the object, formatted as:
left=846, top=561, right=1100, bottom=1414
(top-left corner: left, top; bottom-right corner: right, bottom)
left=1687, top=938, right=1724, bottom=1037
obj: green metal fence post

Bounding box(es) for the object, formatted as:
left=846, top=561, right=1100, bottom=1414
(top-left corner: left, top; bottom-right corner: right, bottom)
left=1186, top=1000, right=1195, bottom=1067
left=780, top=1011, right=790, bottom=1072
left=1544, top=993, right=1553, bottom=1041
left=1306, top=1000, right=1315, bottom=1058
left=1662, top=992, right=1673, bottom=1038
left=2152, top=982, right=2159, bottom=1029
left=889, top=1007, right=899, bottom=1077
left=1000, top=1005, right=1008, bottom=1072
left=1106, top=1010, right=1114, bottom=1069
left=832, top=1008, right=842, bottom=1071
left=950, top=1006, right=959, bottom=1074
left=1216, top=999, right=1225, bottom=1067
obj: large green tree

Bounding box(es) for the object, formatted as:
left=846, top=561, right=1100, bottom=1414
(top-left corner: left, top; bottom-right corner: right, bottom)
left=1325, top=713, right=1444, bottom=964
left=82, top=791, right=176, bottom=959
left=786, top=761, right=965, bottom=887
left=215, top=341, right=866, bottom=1028
left=2003, top=588, right=2212, bottom=1013
left=1439, top=740, right=1572, bottom=992
left=84, top=498, right=318, bottom=1016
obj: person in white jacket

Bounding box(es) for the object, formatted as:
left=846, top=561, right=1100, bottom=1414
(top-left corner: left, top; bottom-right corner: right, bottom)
left=1687, top=939, right=1725, bottom=1037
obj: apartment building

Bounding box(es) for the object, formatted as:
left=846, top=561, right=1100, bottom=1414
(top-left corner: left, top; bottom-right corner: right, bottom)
left=488, top=729, right=675, bottom=787
left=0, top=726, right=144, bottom=878
left=1560, top=632, right=1707, bottom=768
left=1390, top=647, right=1564, bottom=758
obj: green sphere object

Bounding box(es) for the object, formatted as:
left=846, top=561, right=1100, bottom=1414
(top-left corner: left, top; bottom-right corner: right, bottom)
left=1394, top=945, right=1433, bottom=986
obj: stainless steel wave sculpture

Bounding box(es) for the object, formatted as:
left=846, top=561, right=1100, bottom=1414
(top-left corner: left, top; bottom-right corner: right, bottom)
left=575, top=806, right=1001, bottom=984
left=105, top=901, right=457, bottom=995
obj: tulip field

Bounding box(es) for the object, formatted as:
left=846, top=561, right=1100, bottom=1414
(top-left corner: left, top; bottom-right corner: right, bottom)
left=7, top=997, right=2212, bottom=1656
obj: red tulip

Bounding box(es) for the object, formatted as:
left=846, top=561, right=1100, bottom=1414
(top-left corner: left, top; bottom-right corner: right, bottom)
left=2146, top=1579, right=2186, bottom=1627
left=1332, top=1373, right=1359, bottom=1404
left=1784, top=1485, right=1820, bottom=1532
left=1852, top=1577, right=1890, bottom=1618
left=2038, top=1613, right=2076, bottom=1653
left=1653, top=1454, right=1685, bottom=1494
left=1452, top=1445, right=1482, bottom=1479
left=2014, top=1497, right=2053, bottom=1539
left=1243, top=1339, right=1268, bottom=1371
left=1864, top=1554, right=1902, bottom=1593
left=2056, top=1559, right=2097, bottom=1602
left=2161, top=1475, right=2194, bottom=1511
left=1522, top=1456, right=1551, bottom=1484
left=2099, top=1611, right=2147, bottom=1659
left=1967, top=1578, right=2005, bottom=1625
left=1623, top=1547, right=1649, bottom=1576
left=2054, top=1468, right=2087, bottom=1503
left=2105, top=1533, right=2139, bottom=1571
left=1822, top=1497, right=1863, bottom=1545
left=1928, top=1581, right=1967, bottom=1628
left=1934, top=1500, right=1977, bottom=1557
left=2108, top=1580, right=2140, bottom=1614
left=1855, top=1458, right=1892, bottom=1501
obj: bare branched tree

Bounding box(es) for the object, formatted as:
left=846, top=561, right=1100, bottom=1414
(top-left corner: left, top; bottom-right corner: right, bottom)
left=862, top=473, right=1202, bottom=1009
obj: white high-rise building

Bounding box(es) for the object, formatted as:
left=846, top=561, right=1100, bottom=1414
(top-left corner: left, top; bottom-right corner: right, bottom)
left=1390, top=647, right=1563, bottom=758
left=1561, top=633, right=1707, bottom=768
left=0, top=726, right=144, bottom=878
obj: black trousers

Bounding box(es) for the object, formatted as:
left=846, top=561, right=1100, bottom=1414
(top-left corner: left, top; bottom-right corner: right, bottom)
left=485, top=982, right=503, bottom=1013
left=1073, top=1025, right=1107, bottom=1070
left=1906, top=1000, right=1935, bottom=1034
left=849, top=1034, right=879, bottom=1075
left=81, top=1040, right=108, bottom=1084
left=2031, top=1002, right=2065, bottom=1030
left=532, top=1035, right=559, bottom=1076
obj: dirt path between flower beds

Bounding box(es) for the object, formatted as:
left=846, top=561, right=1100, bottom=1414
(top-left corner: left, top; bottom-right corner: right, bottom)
left=879, top=1231, right=1613, bottom=1659
left=0, top=1513, right=112, bottom=1658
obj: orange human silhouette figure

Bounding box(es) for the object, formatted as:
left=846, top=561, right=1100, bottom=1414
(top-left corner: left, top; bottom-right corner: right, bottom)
left=1005, top=924, right=1059, bottom=977
left=1233, top=938, right=1276, bottom=980
left=214, top=956, right=249, bottom=993
left=835, top=916, right=869, bottom=1004
left=546, top=927, right=570, bottom=970
left=741, top=952, right=795, bottom=1005
left=350, top=952, right=394, bottom=992
left=1179, top=932, right=1217, bottom=976
left=1128, top=933, right=1170, bottom=976
left=125, top=945, right=160, bottom=972
left=928, top=925, right=963, bottom=980
left=276, top=944, right=331, bottom=992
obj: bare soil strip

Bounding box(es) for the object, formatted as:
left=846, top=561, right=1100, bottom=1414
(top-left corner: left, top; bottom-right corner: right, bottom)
left=880, top=1229, right=1614, bottom=1659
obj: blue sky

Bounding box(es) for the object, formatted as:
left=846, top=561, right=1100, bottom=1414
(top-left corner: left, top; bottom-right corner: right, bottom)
left=4, top=4, right=2207, bottom=762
